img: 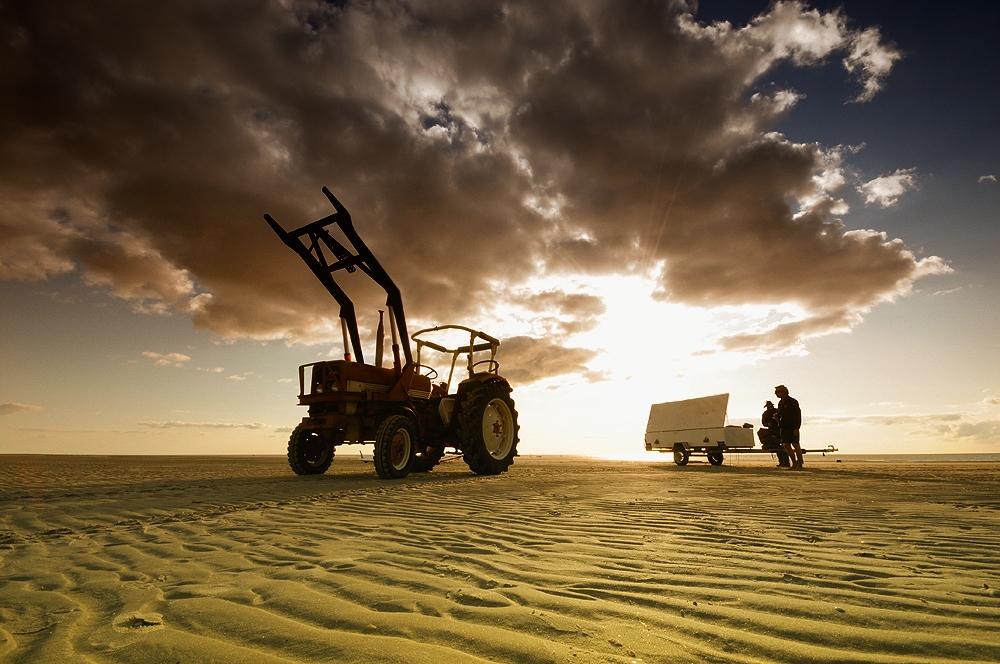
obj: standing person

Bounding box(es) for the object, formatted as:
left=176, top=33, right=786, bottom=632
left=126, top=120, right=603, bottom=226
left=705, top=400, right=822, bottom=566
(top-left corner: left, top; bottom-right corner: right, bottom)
left=774, top=385, right=803, bottom=469
left=758, top=401, right=791, bottom=467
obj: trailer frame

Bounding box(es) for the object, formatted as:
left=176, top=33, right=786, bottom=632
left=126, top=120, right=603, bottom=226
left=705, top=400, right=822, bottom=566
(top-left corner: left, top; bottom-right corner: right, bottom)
left=660, top=440, right=838, bottom=466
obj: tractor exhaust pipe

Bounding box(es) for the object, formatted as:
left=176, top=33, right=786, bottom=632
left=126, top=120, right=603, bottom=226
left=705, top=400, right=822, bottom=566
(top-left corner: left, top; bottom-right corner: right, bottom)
left=340, top=317, right=352, bottom=362
left=375, top=310, right=385, bottom=368
left=387, top=305, right=401, bottom=377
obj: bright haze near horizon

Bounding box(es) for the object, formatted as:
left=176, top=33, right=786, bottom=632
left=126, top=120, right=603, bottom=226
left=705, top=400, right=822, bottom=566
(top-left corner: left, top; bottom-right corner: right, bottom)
left=1, top=0, right=998, bottom=459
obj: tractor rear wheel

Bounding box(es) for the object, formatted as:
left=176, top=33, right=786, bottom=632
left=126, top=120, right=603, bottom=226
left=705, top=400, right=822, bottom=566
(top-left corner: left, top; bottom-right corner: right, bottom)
left=374, top=414, right=417, bottom=479
left=287, top=426, right=334, bottom=475
left=707, top=450, right=724, bottom=466
left=458, top=383, right=519, bottom=475
left=412, top=445, right=445, bottom=472
left=673, top=444, right=689, bottom=466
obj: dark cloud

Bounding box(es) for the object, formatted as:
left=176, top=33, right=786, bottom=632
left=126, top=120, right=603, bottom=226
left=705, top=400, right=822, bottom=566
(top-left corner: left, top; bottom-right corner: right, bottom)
left=718, top=308, right=859, bottom=353
left=495, top=336, right=605, bottom=385
left=509, top=289, right=607, bottom=338
left=0, top=0, right=946, bottom=381
left=513, top=290, right=606, bottom=318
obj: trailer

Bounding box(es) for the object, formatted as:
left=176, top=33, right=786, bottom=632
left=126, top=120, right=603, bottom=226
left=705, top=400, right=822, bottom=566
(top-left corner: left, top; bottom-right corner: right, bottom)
left=644, top=393, right=836, bottom=466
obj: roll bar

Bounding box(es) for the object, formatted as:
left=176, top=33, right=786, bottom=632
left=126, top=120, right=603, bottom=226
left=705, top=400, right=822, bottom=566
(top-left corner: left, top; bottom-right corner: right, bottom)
left=411, top=325, right=501, bottom=391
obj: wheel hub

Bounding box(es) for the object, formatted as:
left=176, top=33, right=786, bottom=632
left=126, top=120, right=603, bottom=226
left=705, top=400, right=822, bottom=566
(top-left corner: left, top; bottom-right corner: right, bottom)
left=482, top=398, right=513, bottom=459
left=390, top=429, right=410, bottom=469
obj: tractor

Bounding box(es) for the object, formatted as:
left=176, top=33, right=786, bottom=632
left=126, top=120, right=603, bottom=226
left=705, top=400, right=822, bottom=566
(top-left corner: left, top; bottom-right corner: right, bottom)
left=264, top=188, right=519, bottom=479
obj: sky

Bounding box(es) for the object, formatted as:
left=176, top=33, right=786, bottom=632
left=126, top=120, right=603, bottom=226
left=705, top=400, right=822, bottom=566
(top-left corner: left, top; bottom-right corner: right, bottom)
left=1, top=0, right=998, bottom=458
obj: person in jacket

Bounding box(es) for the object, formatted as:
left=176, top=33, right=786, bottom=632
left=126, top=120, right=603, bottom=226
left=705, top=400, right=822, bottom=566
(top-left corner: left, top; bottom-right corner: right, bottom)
left=774, top=385, right=803, bottom=469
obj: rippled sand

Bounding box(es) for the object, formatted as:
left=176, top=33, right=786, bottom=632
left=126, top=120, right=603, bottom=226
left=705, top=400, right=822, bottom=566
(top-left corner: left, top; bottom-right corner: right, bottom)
left=1, top=454, right=999, bottom=662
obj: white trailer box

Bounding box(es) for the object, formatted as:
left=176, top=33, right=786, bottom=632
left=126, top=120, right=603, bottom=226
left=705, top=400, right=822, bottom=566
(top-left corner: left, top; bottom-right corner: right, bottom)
left=644, top=393, right=754, bottom=452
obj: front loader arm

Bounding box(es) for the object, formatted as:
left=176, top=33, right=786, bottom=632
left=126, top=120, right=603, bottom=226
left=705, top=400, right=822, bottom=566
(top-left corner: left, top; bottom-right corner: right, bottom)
left=264, top=188, right=413, bottom=365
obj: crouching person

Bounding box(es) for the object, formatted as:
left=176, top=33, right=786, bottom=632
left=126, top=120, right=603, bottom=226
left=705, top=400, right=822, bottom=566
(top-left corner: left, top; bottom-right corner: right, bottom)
left=758, top=400, right=791, bottom=468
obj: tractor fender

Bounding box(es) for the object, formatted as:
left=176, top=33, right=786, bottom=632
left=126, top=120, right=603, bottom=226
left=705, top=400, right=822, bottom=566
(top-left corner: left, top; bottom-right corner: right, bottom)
left=456, top=374, right=512, bottom=397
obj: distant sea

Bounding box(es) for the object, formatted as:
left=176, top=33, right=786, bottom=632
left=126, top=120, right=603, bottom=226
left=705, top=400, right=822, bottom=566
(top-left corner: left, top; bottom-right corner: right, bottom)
left=597, top=452, right=1000, bottom=463
left=828, top=453, right=1000, bottom=463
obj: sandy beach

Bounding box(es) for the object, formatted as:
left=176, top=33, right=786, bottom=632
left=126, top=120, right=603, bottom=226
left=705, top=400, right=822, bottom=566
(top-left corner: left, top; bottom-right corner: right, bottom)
left=1, top=454, right=999, bottom=663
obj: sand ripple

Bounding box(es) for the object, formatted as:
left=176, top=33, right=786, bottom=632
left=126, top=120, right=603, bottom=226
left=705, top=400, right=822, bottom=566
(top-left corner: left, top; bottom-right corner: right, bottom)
left=1, top=455, right=999, bottom=662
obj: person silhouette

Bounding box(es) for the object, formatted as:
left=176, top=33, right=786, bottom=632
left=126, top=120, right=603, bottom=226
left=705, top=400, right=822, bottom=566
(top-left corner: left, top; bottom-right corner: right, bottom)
left=758, top=400, right=791, bottom=467
left=774, top=385, right=803, bottom=469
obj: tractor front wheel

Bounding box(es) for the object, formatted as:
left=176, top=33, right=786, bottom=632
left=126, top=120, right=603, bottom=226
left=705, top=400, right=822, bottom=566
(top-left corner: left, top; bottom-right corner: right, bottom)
left=287, top=426, right=334, bottom=475
left=458, top=383, right=519, bottom=475
left=374, top=414, right=417, bottom=479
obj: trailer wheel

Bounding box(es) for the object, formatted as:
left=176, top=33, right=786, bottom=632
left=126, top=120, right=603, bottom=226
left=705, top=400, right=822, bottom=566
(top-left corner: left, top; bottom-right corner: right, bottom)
left=459, top=383, right=519, bottom=475
left=412, top=445, right=445, bottom=472
left=707, top=450, right=724, bottom=466
left=374, top=414, right=417, bottom=479
left=287, top=426, right=334, bottom=475
left=673, top=444, right=689, bottom=466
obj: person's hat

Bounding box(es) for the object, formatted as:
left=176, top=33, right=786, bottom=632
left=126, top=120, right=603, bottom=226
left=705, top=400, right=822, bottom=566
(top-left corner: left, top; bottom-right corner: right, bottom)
left=774, top=384, right=788, bottom=393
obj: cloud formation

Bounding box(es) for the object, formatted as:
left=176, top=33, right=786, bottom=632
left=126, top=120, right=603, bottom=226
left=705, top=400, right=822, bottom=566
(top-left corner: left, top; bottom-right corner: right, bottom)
left=496, top=336, right=605, bottom=385
left=858, top=168, right=919, bottom=207
left=142, top=351, right=192, bottom=368
left=139, top=421, right=268, bottom=429
left=0, top=403, right=44, bottom=416
left=809, top=399, right=1000, bottom=444
left=0, top=0, right=945, bottom=381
